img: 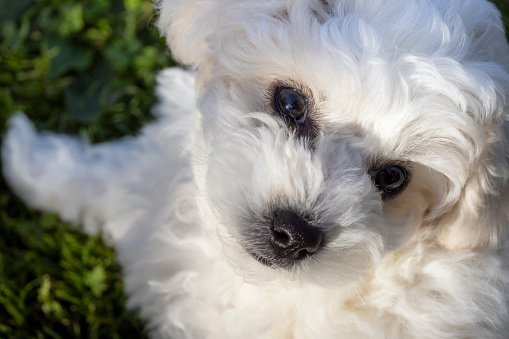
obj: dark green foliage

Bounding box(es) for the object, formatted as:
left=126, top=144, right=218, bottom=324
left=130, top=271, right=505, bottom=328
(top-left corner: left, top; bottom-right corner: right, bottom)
left=0, top=193, right=148, bottom=338
left=0, top=0, right=174, bottom=139
left=493, top=0, right=509, bottom=32
left=1, top=0, right=509, bottom=338
left=0, top=0, right=174, bottom=337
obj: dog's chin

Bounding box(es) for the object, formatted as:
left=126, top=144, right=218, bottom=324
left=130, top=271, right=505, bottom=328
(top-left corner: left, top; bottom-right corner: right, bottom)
left=249, top=250, right=314, bottom=270
left=244, top=250, right=380, bottom=290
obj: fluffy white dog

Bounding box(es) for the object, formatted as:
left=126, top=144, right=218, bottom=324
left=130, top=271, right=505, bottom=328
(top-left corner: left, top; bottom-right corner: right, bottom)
left=3, top=0, right=509, bottom=337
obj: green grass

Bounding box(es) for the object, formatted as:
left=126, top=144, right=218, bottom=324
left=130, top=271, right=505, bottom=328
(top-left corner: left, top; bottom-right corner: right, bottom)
left=1, top=0, right=509, bottom=338
left=0, top=0, right=174, bottom=337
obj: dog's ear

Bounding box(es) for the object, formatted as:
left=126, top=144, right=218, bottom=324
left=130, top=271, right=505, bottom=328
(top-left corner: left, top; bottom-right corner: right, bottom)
left=155, top=0, right=218, bottom=67
left=437, top=140, right=509, bottom=251
left=436, top=1, right=509, bottom=251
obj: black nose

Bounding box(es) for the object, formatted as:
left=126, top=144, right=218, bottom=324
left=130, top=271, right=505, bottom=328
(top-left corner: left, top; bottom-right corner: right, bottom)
left=270, top=210, right=323, bottom=263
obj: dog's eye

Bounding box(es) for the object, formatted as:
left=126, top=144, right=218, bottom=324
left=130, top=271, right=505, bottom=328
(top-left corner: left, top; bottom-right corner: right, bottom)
left=275, top=87, right=308, bottom=124
left=374, top=165, right=408, bottom=197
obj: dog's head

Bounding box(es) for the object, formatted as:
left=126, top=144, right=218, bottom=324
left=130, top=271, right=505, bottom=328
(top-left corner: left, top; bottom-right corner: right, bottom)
left=156, top=0, right=509, bottom=287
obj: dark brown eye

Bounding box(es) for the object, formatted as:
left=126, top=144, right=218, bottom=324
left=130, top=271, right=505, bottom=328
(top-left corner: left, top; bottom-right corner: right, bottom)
left=275, top=87, right=308, bottom=124
left=374, top=165, right=408, bottom=197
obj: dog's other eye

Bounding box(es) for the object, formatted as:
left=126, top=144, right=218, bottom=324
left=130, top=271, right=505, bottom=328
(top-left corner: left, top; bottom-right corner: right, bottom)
left=374, top=165, right=408, bottom=197
left=275, top=87, right=308, bottom=124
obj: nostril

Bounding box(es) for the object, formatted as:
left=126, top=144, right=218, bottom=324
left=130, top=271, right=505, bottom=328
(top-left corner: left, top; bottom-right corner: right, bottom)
left=270, top=210, right=323, bottom=263
left=272, top=228, right=291, bottom=247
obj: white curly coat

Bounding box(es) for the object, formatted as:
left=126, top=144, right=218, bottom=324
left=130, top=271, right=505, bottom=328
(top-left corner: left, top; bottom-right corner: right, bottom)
left=3, top=0, right=509, bottom=338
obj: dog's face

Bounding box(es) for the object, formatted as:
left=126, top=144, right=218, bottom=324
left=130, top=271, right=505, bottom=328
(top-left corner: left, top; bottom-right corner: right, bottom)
left=157, top=0, right=509, bottom=287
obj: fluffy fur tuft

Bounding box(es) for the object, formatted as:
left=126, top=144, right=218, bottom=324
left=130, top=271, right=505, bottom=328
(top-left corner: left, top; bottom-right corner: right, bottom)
left=3, top=0, right=509, bottom=337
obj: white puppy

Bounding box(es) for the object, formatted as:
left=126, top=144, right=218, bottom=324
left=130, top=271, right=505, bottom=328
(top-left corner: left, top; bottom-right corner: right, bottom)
left=3, top=0, right=509, bottom=338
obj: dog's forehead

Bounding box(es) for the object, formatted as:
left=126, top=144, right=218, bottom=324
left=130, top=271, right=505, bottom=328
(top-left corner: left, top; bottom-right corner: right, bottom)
left=215, top=2, right=503, bottom=116
left=206, top=0, right=506, bottom=164
left=212, top=0, right=502, bottom=75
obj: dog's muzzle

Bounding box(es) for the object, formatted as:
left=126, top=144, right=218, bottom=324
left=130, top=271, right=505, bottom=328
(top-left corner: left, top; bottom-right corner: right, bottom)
left=255, top=210, right=323, bottom=268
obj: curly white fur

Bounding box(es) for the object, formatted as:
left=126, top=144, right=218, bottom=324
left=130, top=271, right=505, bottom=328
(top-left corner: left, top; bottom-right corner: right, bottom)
left=3, top=0, right=509, bottom=338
